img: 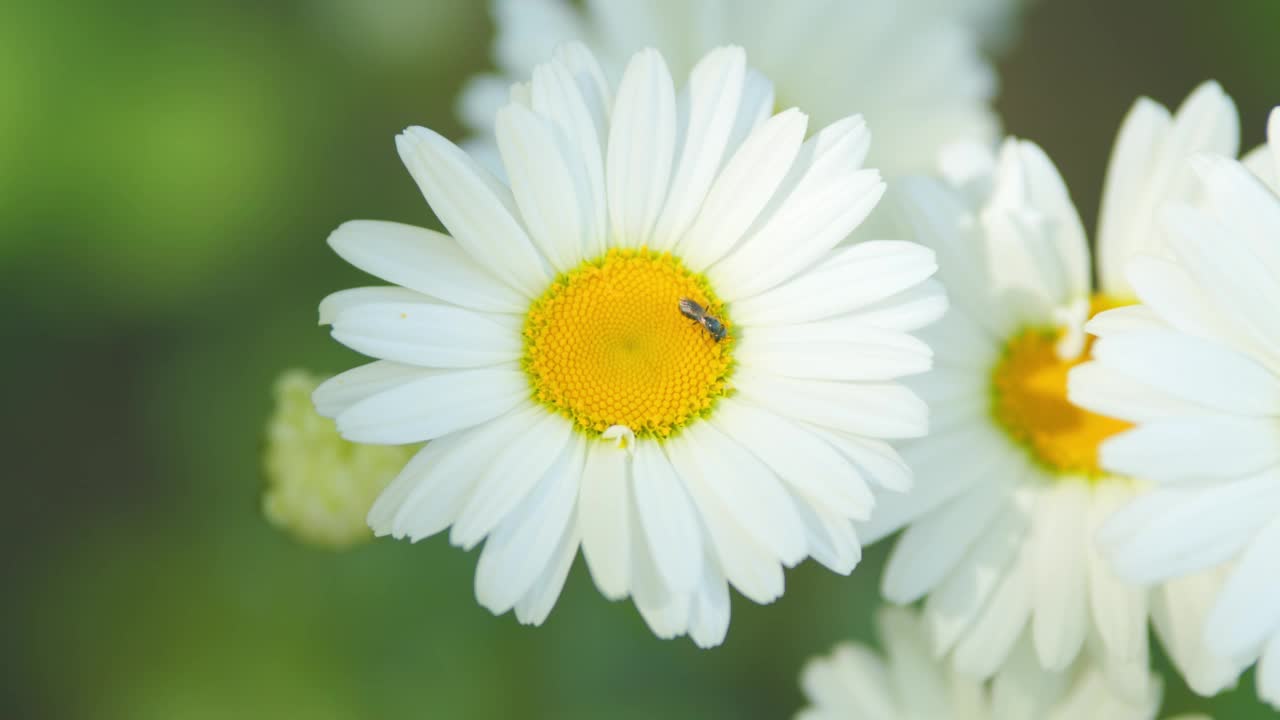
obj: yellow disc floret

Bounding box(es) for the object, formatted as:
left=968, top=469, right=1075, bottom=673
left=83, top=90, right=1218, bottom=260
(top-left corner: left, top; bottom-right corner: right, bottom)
left=990, top=295, right=1132, bottom=478
left=523, top=248, right=735, bottom=439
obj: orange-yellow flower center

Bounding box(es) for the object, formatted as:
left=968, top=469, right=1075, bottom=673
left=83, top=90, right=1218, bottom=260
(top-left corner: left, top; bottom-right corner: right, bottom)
left=990, top=295, right=1132, bottom=478
left=522, top=248, right=734, bottom=439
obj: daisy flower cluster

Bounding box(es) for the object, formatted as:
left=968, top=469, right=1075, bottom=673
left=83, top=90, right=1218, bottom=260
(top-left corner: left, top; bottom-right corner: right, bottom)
left=267, top=0, right=1280, bottom=716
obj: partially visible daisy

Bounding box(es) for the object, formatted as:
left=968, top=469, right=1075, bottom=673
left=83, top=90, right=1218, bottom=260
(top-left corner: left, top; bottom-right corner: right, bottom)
left=865, top=82, right=1244, bottom=698
left=796, top=607, right=1176, bottom=720
left=263, top=370, right=415, bottom=549
left=316, top=44, right=941, bottom=646
left=1069, top=108, right=1280, bottom=707
left=461, top=0, right=999, bottom=179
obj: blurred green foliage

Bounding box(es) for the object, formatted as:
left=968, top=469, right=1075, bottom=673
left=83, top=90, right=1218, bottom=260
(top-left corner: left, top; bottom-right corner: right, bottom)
left=4, top=1, right=1278, bottom=717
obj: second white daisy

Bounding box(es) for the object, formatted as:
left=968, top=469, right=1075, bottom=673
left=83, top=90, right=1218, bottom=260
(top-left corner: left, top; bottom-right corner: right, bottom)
left=866, top=83, right=1244, bottom=697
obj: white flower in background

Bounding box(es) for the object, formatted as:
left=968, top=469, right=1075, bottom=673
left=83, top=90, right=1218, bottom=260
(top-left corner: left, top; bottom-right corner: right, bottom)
left=796, top=607, right=1177, bottom=720
left=906, top=0, right=1034, bottom=51
left=315, top=45, right=942, bottom=647
left=864, top=83, right=1244, bottom=698
left=460, top=0, right=999, bottom=180
left=263, top=370, right=415, bottom=549
left=1070, top=109, right=1280, bottom=708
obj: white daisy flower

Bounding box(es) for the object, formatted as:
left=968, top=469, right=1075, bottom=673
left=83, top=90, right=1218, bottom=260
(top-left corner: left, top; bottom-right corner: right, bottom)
left=460, top=0, right=999, bottom=180
left=1069, top=108, right=1280, bottom=707
left=867, top=82, right=1245, bottom=697
left=263, top=370, right=415, bottom=549
left=314, top=44, right=942, bottom=647
left=796, top=607, right=1174, bottom=720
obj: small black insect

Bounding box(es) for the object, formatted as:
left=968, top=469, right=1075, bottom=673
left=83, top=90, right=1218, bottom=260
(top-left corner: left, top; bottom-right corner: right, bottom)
left=678, top=298, right=727, bottom=342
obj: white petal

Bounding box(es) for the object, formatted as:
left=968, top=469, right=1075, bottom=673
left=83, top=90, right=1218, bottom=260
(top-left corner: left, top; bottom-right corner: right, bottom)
left=627, top=488, right=692, bottom=639
left=529, top=53, right=608, bottom=259
left=334, top=365, right=528, bottom=444
left=813, top=429, right=914, bottom=493
left=1192, top=152, right=1280, bottom=299
left=496, top=102, right=589, bottom=271
left=880, top=608, right=952, bottom=718
left=650, top=46, right=746, bottom=250
left=737, top=323, right=932, bottom=381
left=327, top=220, right=526, bottom=313
left=366, top=438, right=464, bottom=541
left=897, top=175, right=1012, bottom=339
left=1259, top=632, right=1280, bottom=709
left=395, top=126, right=550, bottom=296
left=711, top=117, right=884, bottom=300
left=1030, top=482, right=1089, bottom=671
left=1122, top=255, right=1227, bottom=342
left=883, top=483, right=1004, bottom=604
left=1006, top=139, right=1090, bottom=302
left=722, top=67, right=775, bottom=158
left=734, top=370, right=928, bottom=439
left=669, top=422, right=807, bottom=566
left=312, top=360, right=430, bottom=418
left=1085, top=483, right=1148, bottom=663
left=1207, top=517, right=1280, bottom=659
left=687, top=556, right=731, bottom=649
left=449, top=409, right=575, bottom=549
left=1244, top=141, right=1279, bottom=194
left=793, top=496, right=863, bottom=575
left=731, top=241, right=939, bottom=327
left=329, top=298, right=522, bottom=368
left=800, top=644, right=896, bottom=718
left=1097, top=97, right=1172, bottom=295
left=319, top=286, right=427, bottom=326
left=475, top=433, right=584, bottom=615
left=677, top=109, right=807, bottom=270
left=1101, top=415, right=1280, bottom=484
left=578, top=438, right=632, bottom=600
left=1100, top=82, right=1239, bottom=295
left=975, top=140, right=1084, bottom=323
left=953, top=550, right=1032, bottom=678
left=710, top=399, right=873, bottom=521
left=1270, top=107, right=1280, bottom=180
left=1082, top=304, right=1166, bottom=338
left=606, top=48, right=677, bottom=248
left=1151, top=570, right=1248, bottom=697
left=838, top=279, right=949, bottom=333
left=1067, top=361, right=1212, bottom=425
left=925, top=500, right=1027, bottom=656
left=1165, top=199, right=1280, bottom=359
left=1104, top=477, right=1278, bottom=582
left=666, top=433, right=785, bottom=604
left=631, top=440, right=704, bottom=594
left=513, top=519, right=581, bottom=627
left=859, top=428, right=1011, bottom=542
left=1091, top=330, right=1280, bottom=415
left=368, top=407, right=534, bottom=541
left=549, top=42, right=612, bottom=134
left=990, top=639, right=1067, bottom=720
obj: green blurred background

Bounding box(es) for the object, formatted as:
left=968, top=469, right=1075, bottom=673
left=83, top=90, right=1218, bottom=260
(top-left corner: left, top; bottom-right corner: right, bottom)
left=5, top=1, right=1278, bottom=717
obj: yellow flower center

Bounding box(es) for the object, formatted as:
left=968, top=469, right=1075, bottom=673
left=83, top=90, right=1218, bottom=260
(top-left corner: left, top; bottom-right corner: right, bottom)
left=990, top=295, right=1131, bottom=478
left=522, top=248, right=735, bottom=439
